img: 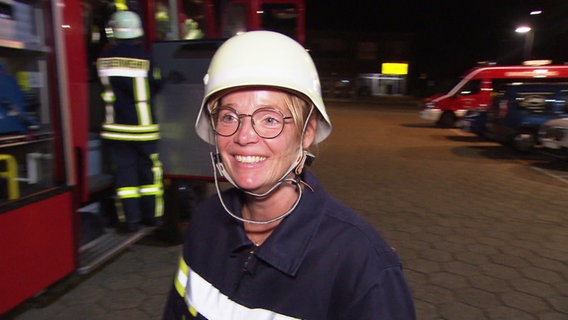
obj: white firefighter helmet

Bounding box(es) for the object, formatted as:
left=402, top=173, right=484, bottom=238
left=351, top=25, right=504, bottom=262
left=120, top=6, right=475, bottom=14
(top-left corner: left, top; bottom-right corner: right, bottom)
left=109, top=10, right=143, bottom=39
left=195, top=30, right=332, bottom=144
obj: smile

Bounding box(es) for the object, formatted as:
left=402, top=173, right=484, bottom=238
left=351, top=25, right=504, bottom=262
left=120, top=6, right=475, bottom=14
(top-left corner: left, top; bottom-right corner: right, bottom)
left=235, top=155, right=266, bottom=164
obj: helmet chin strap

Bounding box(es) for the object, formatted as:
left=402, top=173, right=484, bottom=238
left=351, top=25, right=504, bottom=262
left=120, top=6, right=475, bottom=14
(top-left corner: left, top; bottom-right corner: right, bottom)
left=212, top=146, right=304, bottom=198
left=210, top=105, right=315, bottom=225
left=210, top=150, right=306, bottom=224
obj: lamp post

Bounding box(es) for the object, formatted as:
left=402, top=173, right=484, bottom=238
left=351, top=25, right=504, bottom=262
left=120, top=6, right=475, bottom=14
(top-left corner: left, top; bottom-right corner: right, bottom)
left=515, top=25, right=533, bottom=61
left=514, top=10, right=541, bottom=62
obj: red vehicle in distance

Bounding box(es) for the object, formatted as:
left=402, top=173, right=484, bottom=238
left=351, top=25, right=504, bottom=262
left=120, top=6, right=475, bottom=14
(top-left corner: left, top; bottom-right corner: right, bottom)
left=419, top=62, right=568, bottom=127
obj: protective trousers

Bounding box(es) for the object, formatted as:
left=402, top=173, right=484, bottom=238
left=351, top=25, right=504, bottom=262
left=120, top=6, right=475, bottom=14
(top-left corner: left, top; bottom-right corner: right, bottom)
left=106, top=140, right=163, bottom=228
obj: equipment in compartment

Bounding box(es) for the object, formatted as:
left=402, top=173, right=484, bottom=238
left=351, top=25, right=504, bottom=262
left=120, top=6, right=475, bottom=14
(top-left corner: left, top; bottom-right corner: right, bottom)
left=0, top=0, right=14, bottom=41
left=0, top=0, right=38, bottom=44
left=0, top=64, right=38, bottom=134
left=0, top=154, right=18, bottom=199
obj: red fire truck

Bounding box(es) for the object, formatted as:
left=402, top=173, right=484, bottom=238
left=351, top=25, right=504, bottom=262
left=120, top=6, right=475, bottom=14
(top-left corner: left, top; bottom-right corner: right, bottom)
left=419, top=63, right=568, bottom=127
left=0, top=0, right=305, bottom=314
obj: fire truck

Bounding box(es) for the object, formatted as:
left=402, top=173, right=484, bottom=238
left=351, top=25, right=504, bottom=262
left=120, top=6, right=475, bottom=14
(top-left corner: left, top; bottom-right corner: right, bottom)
left=0, top=0, right=305, bottom=314
left=419, top=63, right=568, bottom=127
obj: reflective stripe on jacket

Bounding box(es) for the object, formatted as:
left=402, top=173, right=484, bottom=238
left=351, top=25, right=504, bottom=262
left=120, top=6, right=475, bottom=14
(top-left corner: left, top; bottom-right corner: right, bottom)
left=97, top=43, right=160, bottom=142
left=173, top=256, right=299, bottom=319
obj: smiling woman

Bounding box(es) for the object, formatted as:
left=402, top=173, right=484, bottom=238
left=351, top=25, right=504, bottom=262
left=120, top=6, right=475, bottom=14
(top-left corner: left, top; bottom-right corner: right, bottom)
left=209, top=89, right=313, bottom=224
left=162, top=30, right=416, bottom=320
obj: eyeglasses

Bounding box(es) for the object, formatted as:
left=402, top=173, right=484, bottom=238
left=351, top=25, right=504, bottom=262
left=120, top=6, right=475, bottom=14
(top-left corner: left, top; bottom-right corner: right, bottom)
left=211, top=107, right=293, bottom=139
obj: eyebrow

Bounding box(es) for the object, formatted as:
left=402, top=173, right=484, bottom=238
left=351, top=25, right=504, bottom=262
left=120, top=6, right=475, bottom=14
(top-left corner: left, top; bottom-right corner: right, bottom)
left=218, top=103, right=235, bottom=109
left=218, top=103, right=283, bottom=110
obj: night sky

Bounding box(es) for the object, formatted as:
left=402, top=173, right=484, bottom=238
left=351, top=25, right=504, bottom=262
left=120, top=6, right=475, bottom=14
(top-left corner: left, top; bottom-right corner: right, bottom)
left=305, top=1, right=568, bottom=81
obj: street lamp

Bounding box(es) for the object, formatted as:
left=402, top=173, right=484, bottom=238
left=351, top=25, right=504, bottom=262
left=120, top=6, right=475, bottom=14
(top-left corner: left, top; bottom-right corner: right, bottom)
left=514, top=9, right=542, bottom=62
left=515, top=25, right=533, bottom=61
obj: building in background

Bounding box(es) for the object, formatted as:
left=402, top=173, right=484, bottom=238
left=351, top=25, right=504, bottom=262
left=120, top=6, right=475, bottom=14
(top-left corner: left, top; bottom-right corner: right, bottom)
left=306, top=29, right=414, bottom=97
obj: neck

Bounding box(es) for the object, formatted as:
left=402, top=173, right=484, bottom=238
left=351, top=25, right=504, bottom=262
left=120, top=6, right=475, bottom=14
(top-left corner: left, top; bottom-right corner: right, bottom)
left=244, top=220, right=279, bottom=246
left=242, top=181, right=299, bottom=245
left=245, top=180, right=298, bottom=218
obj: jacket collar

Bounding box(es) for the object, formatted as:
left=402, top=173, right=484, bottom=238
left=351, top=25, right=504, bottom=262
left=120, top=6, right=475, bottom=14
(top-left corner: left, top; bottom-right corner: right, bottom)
left=225, top=171, right=325, bottom=276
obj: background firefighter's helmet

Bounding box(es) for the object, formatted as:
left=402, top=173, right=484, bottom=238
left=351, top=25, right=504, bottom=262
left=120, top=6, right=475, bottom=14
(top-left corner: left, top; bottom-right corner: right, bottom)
left=195, top=30, right=332, bottom=144
left=109, top=10, right=143, bottom=39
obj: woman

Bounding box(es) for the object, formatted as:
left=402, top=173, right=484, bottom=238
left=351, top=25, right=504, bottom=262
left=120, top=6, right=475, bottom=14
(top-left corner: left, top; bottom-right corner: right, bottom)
left=163, top=30, right=415, bottom=320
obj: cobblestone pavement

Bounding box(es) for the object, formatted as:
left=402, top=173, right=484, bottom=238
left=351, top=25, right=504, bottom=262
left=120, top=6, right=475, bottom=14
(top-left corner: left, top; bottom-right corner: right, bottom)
left=5, top=100, right=568, bottom=319
left=312, top=102, right=568, bottom=320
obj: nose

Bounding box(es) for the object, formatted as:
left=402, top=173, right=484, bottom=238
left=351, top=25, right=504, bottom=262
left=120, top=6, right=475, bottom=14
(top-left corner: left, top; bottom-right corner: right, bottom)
left=234, top=115, right=258, bottom=144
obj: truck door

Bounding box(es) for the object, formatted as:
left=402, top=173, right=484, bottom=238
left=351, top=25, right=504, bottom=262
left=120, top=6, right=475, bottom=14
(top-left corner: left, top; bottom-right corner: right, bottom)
left=452, top=79, right=485, bottom=117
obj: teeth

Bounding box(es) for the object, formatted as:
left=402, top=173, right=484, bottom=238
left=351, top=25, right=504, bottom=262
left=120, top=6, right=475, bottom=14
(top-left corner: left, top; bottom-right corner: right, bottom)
left=235, top=155, right=266, bottom=164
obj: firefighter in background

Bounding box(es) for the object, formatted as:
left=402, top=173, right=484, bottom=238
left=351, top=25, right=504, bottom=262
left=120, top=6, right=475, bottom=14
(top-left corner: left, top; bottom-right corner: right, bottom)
left=96, top=10, right=163, bottom=232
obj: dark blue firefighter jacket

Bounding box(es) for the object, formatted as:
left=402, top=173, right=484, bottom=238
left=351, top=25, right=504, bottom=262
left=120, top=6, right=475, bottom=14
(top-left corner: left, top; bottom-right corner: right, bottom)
left=163, top=171, right=416, bottom=320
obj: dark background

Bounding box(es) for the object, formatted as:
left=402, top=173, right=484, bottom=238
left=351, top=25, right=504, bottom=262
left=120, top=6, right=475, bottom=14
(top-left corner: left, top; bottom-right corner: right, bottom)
left=305, top=1, right=568, bottom=94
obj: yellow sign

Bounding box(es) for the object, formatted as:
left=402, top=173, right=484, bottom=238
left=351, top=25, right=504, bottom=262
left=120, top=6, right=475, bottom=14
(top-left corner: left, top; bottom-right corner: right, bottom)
left=382, top=63, right=408, bottom=75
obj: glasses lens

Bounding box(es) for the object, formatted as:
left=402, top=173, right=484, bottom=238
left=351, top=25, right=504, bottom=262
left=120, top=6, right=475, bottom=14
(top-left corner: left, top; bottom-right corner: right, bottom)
left=214, top=108, right=239, bottom=136
left=252, top=109, right=285, bottom=138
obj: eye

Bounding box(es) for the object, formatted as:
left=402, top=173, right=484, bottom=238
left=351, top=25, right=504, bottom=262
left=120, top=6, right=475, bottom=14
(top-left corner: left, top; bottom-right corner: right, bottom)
left=218, top=110, right=238, bottom=124
left=256, top=110, right=283, bottom=128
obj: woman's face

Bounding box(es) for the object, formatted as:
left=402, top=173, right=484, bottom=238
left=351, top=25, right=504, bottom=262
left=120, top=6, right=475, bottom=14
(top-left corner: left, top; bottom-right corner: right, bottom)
left=214, top=89, right=315, bottom=194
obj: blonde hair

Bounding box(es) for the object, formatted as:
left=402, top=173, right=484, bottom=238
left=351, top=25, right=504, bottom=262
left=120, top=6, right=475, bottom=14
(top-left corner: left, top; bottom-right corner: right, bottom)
left=281, top=92, right=312, bottom=137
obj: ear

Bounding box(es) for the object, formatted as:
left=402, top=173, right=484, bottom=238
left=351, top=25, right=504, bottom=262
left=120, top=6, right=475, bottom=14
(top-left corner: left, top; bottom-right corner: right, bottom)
left=302, top=115, right=318, bottom=149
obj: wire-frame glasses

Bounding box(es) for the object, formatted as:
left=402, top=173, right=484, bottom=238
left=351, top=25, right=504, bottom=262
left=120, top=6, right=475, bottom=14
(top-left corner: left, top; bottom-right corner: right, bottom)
left=211, top=107, right=293, bottom=139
